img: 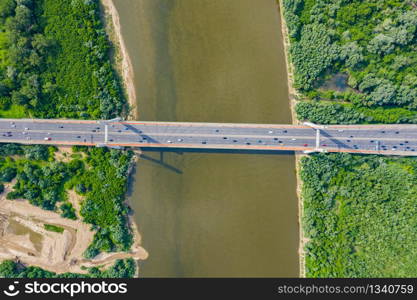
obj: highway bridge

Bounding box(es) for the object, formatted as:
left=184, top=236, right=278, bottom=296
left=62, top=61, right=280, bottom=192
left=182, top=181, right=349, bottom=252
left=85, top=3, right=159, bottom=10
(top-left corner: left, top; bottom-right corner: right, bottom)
left=0, top=118, right=417, bottom=156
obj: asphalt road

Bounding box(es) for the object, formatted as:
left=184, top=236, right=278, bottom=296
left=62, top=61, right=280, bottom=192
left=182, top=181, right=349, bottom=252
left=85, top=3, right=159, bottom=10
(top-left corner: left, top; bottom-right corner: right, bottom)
left=1, top=118, right=417, bottom=155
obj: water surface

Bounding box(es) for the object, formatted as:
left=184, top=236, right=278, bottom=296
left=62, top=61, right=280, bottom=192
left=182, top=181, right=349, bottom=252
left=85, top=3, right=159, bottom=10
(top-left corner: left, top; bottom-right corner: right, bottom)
left=114, top=0, right=299, bottom=277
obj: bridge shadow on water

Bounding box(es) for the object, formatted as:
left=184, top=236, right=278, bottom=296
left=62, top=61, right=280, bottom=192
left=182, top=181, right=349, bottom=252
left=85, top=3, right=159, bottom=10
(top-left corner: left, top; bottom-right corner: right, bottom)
left=139, top=153, right=183, bottom=174
left=135, top=148, right=296, bottom=175
left=140, top=147, right=296, bottom=156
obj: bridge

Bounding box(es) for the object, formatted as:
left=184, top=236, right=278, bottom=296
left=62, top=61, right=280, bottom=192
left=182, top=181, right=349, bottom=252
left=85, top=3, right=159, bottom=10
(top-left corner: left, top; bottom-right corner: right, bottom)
left=0, top=118, right=417, bottom=156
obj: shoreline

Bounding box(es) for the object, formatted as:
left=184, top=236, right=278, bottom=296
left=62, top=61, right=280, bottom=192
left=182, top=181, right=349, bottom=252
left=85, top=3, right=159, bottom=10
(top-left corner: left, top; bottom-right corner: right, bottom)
left=0, top=179, right=148, bottom=275
left=100, top=0, right=148, bottom=277
left=277, top=0, right=306, bottom=278
left=101, top=0, right=138, bottom=120
left=100, top=0, right=306, bottom=278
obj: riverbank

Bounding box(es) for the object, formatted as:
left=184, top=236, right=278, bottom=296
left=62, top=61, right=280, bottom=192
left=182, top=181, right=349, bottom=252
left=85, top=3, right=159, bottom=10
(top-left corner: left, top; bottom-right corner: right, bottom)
left=100, top=0, right=138, bottom=120
left=277, top=0, right=305, bottom=277
left=113, top=0, right=299, bottom=277
left=100, top=0, right=148, bottom=276
left=0, top=180, right=147, bottom=274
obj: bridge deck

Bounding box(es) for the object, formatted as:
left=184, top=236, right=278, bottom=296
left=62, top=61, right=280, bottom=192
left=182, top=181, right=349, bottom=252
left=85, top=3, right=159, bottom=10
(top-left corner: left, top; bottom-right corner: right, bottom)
left=1, top=118, right=417, bottom=156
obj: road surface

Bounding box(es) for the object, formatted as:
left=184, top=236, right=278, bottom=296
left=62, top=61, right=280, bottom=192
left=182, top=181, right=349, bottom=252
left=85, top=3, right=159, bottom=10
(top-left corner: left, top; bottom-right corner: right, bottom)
left=1, top=118, right=417, bottom=156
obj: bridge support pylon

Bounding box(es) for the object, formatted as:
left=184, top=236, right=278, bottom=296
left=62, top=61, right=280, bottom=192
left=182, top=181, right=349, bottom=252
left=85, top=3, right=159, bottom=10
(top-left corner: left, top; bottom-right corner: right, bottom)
left=303, top=148, right=327, bottom=154
left=315, top=128, right=320, bottom=149
left=302, top=122, right=328, bottom=154
left=104, top=124, right=108, bottom=143
left=98, top=117, right=123, bottom=148
left=303, top=122, right=327, bottom=130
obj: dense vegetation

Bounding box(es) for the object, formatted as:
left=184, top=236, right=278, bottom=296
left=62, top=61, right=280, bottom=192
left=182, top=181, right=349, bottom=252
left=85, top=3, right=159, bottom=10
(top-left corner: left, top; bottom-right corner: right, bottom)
left=301, top=153, right=417, bottom=277
left=0, top=0, right=134, bottom=274
left=0, top=0, right=126, bottom=118
left=0, top=258, right=136, bottom=278
left=283, top=0, right=417, bottom=123
left=71, top=146, right=134, bottom=258
left=0, top=143, right=78, bottom=217
left=296, top=101, right=417, bottom=124
left=0, top=143, right=134, bottom=257
left=283, top=0, right=417, bottom=278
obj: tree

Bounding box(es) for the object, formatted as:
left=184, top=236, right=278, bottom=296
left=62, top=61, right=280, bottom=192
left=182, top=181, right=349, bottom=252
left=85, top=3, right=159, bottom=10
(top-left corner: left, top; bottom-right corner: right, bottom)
left=0, top=260, right=18, bottom=277
left=340, top=42, right=364, bottom=69
left=367, top=34, right=395, bottom=55
left=367, top=83, right=397, bottom=106
left=391, top=56, right=410, bottom=71
left=75, top=183, right=87, bottom=194
left=31, top=34, right=51, bottom=55
left=0, top=144, right=23, bottom=156
left=358, top=74, right=383, bottom=92
left=61, top=202, right=77, bottom=220
left=291, top=23, right=340, bottom=91
left=0, top=81, right=10, bottom=97
left=11, top=90, right=28, bottom=105
left=0, top=0, right=16, bottom=19
left=23, top=145, right=49, bottom=160
left=9, top=5, right=33, bottom=33
left=0, top=167, right=17, bottom=182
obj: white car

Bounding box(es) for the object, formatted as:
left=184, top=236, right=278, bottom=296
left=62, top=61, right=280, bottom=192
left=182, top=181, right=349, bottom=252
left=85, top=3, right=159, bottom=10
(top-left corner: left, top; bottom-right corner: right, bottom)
left=177, top=138, right=183, bottom=142
left=268, top=130, right=273, bottom=134
left=167, top=140, right=172, bottom=143
left=291, top=138, right=296, bottom=141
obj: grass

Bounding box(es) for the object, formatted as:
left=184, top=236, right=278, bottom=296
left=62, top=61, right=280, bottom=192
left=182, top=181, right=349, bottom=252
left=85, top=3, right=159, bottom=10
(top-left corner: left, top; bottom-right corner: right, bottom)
left=0, top=105, right=28, bottom=119
left=44, top=224, right=64, bottom=233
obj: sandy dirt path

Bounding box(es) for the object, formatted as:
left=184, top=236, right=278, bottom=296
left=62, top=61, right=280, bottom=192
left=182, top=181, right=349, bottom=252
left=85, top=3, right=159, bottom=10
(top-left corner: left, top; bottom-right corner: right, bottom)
left=0, top=180, right=148, bottom=274
left=278, top=0, right=306, bottom=278
left=101, top=0, right=138, bottom=120
left=100, top=0, right=149, bottom=276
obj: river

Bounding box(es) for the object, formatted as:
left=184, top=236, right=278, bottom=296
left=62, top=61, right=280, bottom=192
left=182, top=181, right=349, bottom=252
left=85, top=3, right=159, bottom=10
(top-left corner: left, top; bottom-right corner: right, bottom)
left=113, top=0, right=299, bottom=277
